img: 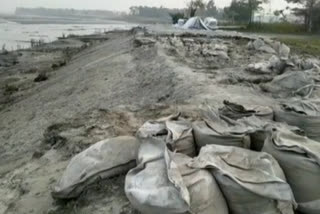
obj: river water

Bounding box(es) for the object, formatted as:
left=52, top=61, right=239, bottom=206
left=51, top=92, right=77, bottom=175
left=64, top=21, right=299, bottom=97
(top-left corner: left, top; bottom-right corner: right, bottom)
left=0, top=20, right=136, bottom=50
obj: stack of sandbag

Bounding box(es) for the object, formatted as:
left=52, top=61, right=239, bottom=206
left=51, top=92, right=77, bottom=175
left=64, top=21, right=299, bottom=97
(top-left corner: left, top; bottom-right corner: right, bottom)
left=261, top=71, right=315, bottom=98
left=137, top=113, right=196, bottom=157
left=263, top=129, right=320, bottom=214
left=52, top=136, right=140, bottom=199
left=193, top=106, right=251, bottom=149
left=125, top=138, right=229, bottom=214
left=274, top=99, right=320, bottom=142
left=190, top=144, right=297, bottom=214
left=219, top=100, right=274, bottom=120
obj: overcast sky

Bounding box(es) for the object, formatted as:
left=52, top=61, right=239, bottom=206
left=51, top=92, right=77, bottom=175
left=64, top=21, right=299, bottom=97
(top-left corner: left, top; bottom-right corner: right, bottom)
left=0, top=0, right=289, bottom=14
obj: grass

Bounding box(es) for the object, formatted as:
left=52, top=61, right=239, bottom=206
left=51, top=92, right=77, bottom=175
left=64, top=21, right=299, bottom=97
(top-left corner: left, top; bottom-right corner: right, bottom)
left=242, top=22, right=307, bottom=34
left=277, top=37, right=320, bottom=56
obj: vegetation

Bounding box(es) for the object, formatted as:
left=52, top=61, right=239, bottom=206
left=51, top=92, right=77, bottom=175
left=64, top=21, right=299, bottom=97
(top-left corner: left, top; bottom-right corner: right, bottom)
left=278, top=37, right=320, bottom=56
left=244, top=22, right=306, bottom=34
left=224, top=0, right=269, bottom=24
left=285, top=0, right=320, bottom=32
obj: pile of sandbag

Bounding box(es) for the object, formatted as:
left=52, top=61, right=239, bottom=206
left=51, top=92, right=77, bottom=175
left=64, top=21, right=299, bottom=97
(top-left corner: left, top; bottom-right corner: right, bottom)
left=125, top=138, right=229, bottom=214
left=52, top=136, right=140, bottom=199
left=274, top=99, right=320, bottom=142
left=190, top=144, right=297, bottom=214
left=263, top=129, right=320, bottom=214
left=137, top=113, right=196, bottom=157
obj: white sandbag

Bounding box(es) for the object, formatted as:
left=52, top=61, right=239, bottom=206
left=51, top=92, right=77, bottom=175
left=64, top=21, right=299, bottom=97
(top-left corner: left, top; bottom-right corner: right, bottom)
left=263, top=129, right=320, bottom=214
left=125, top=138, right=188, bottom=214
left=274, top=99, right=320, bottom=142
left=125, top=137, right=229, bottom=214
left=190, top=145, right=296, bottom=214
left=52, top=136, right=140, bottom=199
left=166, top=120, right=196, bottom=157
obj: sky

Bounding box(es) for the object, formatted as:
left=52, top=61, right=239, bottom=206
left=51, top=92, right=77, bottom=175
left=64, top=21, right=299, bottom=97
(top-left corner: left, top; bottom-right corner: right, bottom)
left=0, top=0, right=290, bottom=14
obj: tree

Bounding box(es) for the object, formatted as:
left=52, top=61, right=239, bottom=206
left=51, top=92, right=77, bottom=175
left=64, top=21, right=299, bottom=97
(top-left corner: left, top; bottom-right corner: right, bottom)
left=224, top=0, right=269, bottom=24
left=206, top=0, right=218, bottom=16
left=285, top=0, right=320, bottom=32
left=187, top=0, right=206, bottom=17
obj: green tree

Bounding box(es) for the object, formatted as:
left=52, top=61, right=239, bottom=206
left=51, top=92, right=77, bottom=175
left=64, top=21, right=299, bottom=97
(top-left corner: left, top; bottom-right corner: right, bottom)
left=206, top=0, right=218, bottom=16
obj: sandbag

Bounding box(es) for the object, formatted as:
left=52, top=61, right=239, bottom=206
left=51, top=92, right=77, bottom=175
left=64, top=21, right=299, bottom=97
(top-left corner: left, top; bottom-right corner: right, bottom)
left=125, top=138, right=228, bottom=214
left=136, top=113, right=197, bottom=156
left=52, top=136, right=140, bottom=199
left=219, top=100, right=273, bottom=121
left=166, top=149, right=229, bottom=214
left=263, top=129, right=320, bottom=214
left=274, top=99, right=320, bottom=142
left=125, top=138, right=188, bottom=214
left=166, top=120, right=196, bottom=157
left=193, top=106, right=251, bottom=149
left=190, top=145, right=296, bottom=214
left=261, top=71, right=314, bottom=98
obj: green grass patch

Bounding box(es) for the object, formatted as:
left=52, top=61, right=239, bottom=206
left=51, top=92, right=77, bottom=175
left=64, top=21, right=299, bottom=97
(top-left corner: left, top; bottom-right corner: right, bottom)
left=243, top=22, right=306, bottom=34
left=278, top=37, right=320, bottom=56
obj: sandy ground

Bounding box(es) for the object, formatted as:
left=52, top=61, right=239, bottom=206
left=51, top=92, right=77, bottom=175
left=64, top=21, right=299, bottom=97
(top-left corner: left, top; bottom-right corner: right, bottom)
left=0, top=26, right=319, bottom=214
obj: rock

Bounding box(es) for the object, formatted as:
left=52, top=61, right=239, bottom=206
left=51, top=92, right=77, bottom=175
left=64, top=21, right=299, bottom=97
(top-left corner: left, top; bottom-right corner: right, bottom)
left=258, top=45, right=276, bottom=54
left=279, top=43, right=290, bottom=60
left=253, top=39, right=265, bottom=50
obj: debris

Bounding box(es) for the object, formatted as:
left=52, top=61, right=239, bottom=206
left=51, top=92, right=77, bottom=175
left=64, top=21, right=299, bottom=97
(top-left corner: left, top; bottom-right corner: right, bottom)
left=263, top=128, right=320, bottom=214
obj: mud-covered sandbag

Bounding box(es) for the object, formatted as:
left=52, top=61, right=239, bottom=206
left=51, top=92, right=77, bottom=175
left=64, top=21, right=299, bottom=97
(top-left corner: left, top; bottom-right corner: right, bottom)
left=166, top=120, right=196, bottom=157
left=125, top=138, right=188, bottom=214
left=166, top=149, right=229, bottom=214
left=125, top=138, right=228, bottom=214
left=261, top=71, right=314, bottom=98
left=274, top=99, right=320, bottom=142
left=193, top=106, right=251, bottom=149
left=52, top=136, right=140, bottom=199
left=219, top=100, right=273, bottom=120
left=136, top=113, right=196, bottom=156
left=263, top=129, right=320, bottom=214
left=190, top=145, right=296, bottom=214
left=192, top=121, right=250, bottom=149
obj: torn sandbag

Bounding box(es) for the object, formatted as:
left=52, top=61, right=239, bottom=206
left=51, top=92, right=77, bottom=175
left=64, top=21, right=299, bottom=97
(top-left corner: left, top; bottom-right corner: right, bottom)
left=125, top=137, right=229, bottom=214
left=193, top=107, right=251, bottom=149
left=190, top=145, right=296, bottom=214
left=274, top=99, right=320, bottom=142
left=125, top=138, right=189, bottom=214
left=219, top=100, right=273, bottom=121
left=166, top=120, right=196, bottom=157
left=263, top=129, right=320, bottom=214
left=52, top=136, right=140, bottom=199
left=261, top=71, right=315, bottom=98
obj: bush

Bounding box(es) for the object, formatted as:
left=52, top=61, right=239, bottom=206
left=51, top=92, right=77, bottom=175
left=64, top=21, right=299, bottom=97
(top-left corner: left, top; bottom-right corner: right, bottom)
left=169, top=12, right=185, bottom=24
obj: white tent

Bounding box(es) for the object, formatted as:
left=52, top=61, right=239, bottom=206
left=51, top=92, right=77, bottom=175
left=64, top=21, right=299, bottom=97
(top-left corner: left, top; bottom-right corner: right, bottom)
left=183, top=17, right=209, bottom=30
left=204, top=17, right=218, bottom=30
